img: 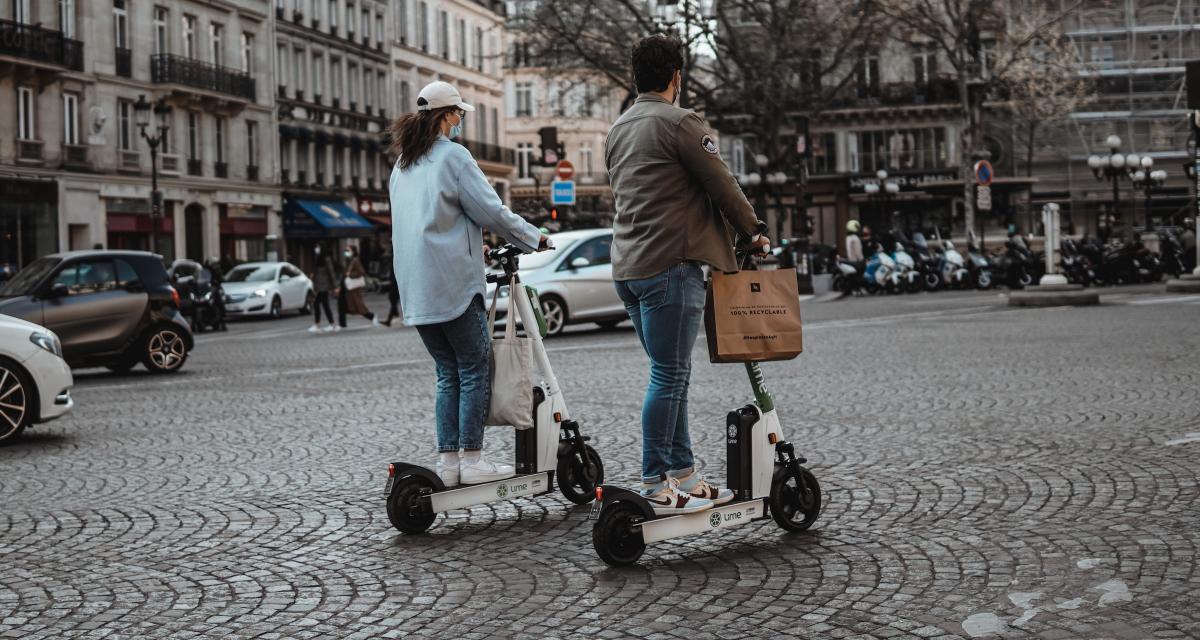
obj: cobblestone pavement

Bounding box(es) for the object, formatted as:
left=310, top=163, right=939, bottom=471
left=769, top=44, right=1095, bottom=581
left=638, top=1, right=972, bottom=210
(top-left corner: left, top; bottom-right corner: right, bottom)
left=2, top=288, right=1199, bottom=639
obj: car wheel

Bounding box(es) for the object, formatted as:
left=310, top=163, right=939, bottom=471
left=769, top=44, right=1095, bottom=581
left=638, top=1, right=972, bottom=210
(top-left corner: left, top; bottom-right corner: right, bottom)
left=540, top=295, right=567, bottom=337
left=141, top=326, right=189, bottom=374
left=0, top=358, right=33, bottom=445
left=269, top=296, right=282, bottom=319
left=301, top=290, right=314, bottom=316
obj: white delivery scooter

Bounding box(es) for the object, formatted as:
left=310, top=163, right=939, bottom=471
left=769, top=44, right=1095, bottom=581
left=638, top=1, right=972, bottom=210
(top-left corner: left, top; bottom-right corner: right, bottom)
left=384, top=244, right=604, bottom=534
left=589, top=230, right=822, bottom=566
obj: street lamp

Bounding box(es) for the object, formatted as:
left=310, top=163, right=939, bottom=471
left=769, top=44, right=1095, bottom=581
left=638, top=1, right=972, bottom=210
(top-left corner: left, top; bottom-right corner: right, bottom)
left=134, top=94, right=171, bottom=258
left=1087, top=135, right=1139, bottom=239
left=861, top=169, right=899, bottom=230
left=1130, top=157, right=1168, bottom=232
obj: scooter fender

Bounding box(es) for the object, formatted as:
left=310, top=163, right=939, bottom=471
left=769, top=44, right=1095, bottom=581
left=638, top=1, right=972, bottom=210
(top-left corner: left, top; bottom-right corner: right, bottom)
left=385, top=462, right=447, bottom=497
left=594, top=485, right=656, bottom=521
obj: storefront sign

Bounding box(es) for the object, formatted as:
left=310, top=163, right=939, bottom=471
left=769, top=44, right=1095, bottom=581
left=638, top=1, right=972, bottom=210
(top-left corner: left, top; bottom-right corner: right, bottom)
left=847, top=171, right=957, bottom=190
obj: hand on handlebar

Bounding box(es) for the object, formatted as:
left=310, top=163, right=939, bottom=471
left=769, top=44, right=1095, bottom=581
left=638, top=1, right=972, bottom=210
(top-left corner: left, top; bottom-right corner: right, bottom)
left=748, top=234, right=771, bottom=256
left=537, top=234, right=554, bottom=252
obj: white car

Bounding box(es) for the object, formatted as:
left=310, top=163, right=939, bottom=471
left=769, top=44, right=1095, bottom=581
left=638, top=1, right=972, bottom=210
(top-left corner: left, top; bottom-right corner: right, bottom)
left=485, top=228, right=627, bottom=336
left=223, top=262, right=314, bottom=318
left=0, top=314, right=73, bottom=444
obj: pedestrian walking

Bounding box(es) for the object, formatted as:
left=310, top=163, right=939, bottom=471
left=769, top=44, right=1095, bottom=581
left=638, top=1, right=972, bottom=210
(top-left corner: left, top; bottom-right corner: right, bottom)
left=308, top=244, right=339, bottom=333
left=337, top=245, right=380, bottom=328
left=387, top=80, right=549, bottom=487
left=605, top=34, right=768, bottom=514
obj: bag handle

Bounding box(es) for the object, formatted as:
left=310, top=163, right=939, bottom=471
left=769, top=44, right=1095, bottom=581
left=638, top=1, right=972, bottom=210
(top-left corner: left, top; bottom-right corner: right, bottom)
left=487, top=282, right=501, bottom=333
left=504, top=275, right=518, bottom=340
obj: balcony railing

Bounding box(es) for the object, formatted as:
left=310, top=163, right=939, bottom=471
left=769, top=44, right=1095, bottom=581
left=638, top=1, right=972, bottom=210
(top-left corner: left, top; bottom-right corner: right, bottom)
left=119, top=150, right=141, bottom=171
left=215, top=162, right=228, bottom=178
left=63, top=144, right=90, bottom=168
left=458, top=139, right=517, bottom=166
left=160, top=153, right=181, bottom=174
left=151, top=53, right=256, bottom=101
left=0, top=18, right=84, bottom=71
left=17, top=140, right=43, bottom=162
left=115, top=47, right=132, bottom=77
left=187, top=159, right=202, bottom=175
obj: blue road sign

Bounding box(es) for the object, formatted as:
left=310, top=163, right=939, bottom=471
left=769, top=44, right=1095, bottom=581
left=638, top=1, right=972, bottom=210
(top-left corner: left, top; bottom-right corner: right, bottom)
left=551, top=180, right=576, bottom=205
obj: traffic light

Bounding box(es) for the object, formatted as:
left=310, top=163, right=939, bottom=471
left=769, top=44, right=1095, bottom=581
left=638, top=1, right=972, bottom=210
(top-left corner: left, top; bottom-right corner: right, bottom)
left=550, top=208, right=558, bottom=221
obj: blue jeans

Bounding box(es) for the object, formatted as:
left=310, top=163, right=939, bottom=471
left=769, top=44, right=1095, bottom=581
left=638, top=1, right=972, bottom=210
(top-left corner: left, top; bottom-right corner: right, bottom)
left=415, top=295, right=491, bottom=452
left=614, top=262, right=706, bottom=484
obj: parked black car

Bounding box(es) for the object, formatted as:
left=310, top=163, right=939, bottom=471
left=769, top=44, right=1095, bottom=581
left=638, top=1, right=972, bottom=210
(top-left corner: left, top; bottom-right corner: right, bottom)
left=0, top=251, right=193, bottom=373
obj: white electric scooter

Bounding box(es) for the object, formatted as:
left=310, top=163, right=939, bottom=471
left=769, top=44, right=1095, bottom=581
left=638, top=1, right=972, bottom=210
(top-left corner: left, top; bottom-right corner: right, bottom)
left=589, top=232, right=822, bottom=566
left=385, top=244, right=604, bottom=534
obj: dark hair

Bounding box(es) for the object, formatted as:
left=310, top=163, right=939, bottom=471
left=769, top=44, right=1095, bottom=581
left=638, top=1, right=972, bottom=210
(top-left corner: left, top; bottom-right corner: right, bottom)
left=631, top=34, right=684, bottom=93
left=386, top=106, right=458, bottom=170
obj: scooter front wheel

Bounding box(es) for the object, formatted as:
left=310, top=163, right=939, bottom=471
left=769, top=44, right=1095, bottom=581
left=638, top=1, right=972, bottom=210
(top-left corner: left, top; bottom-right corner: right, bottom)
left=557, top=444, right=605, bottom=505
left=593, top=501, right=646, bottom=567
left=386, top=475, right=437, bottom=534
left=769, top=465, right=821, bottom=532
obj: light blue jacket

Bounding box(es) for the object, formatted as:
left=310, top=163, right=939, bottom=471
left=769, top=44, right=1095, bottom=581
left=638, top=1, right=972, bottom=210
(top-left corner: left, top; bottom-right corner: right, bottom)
left=390, top=136, right=541, bottom=325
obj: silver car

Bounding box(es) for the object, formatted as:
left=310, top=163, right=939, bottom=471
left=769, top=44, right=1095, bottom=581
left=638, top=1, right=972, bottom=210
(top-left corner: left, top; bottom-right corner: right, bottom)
left=485, top=229, right=626, bottom=336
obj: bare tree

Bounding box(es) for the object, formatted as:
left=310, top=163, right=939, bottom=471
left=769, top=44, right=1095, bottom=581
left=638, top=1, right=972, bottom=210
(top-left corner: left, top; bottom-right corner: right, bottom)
left=876, top=0, right=1081, bottom=235
left=512, top=0, right=879, bottom=237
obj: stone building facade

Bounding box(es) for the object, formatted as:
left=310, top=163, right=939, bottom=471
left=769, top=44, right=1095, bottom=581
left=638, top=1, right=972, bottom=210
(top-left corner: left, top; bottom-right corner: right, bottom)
left=0, top=0, right=279, bottom=268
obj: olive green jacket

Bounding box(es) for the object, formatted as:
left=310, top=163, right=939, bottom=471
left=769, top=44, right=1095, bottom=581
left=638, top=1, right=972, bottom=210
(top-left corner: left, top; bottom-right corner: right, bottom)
left=605, top=93, right=758, bottom=280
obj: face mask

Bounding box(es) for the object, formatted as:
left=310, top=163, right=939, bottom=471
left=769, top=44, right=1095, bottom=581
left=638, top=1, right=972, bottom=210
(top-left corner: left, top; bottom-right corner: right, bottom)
left=344, top=251, right=352, bottom=259
left=449, top=122, right=463, bottom=140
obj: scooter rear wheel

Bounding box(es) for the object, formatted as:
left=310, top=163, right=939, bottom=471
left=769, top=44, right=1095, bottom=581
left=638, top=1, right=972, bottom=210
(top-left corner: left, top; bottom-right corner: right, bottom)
left=557, top=444, right=605, bottom=505
left=386, top=475, right=437, bottom=534
left=769, top=466, right=821, bottom=532
left=593, top=501, right=646, bottom=567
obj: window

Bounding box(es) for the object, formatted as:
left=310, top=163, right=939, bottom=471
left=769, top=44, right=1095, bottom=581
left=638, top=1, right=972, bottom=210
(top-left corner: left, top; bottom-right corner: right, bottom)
left=457, top=18, right=467, bottom=64
left=580, top=142, right=592, bottom=177
left=515, top=82, right=532, bottom=117
left=913, top=47, right=936, bottom=85
left=215, top=117, right=226, bottom=163
left=315, top=143, right=325, bottom=180
left=418, top=1, right=429, bottom=51
left=857, top=55, right=880, bottom=97
left=490, top=107, right=498, bottom=145
left=474, top=27, right=483, bottom=70
left=293, top=47, right=306, bottom=94
left=362, top=7, right=370, bottom=41
left=348, top=62, right=358, bottom=104
left=63, top=93, right=79, bottom=145
left=187, top=112, right=200, bottom=160
left=15, top=0, right=30, bottom=24
left=59, top=0, right=75, bottom=38
left=113, top=1, right=128, bottom=49
left=400, top=80, right=411, bottom=112
left=478, top=102, right=487, bottom=142
left=117, top=99, right=133, bottom=150
left=350, top=147, right=360, bottom=178
left=852, top=127, right=948, bottom=173
left=517, top=142, right=532, bottom=179
left=979, top=39, right=996, bottom=76
left=331, top=56, right=342, bottom=98
left=241, top=32, right=255, bottom=74
left=346, top=1, right=355, bottom=34
left=329, top=0, right=337, bottom=29
left=17, top=87, right=35, bottom=141
left=115, top=260, right=139, bottom=287
left=246, top=121, right=258, bottom=168
left=210, top=23, right=224, bottom=66
left=365, top=66, right=373, bottom=108
left=396, top=0, right=408, bottom=43
left=375, top=12, right=383, bottom=46
left=438, top=10, right=449, bottom=58
left=182, top=15, right=197, bottom=59
left=53, top=261, right=117, bottom=296
left=277, top=43, right=288, bottom=88
left=312, top=52, right=324, bottom=98
left=154, top=7, right=168, bottom=55
left=561, top=236, right=612, bottom=270
left=730, top=137, right=745, bottom=175
left=1147, top=33, right=1169, bottom=61
left=377, top=71, right=386, bottom=111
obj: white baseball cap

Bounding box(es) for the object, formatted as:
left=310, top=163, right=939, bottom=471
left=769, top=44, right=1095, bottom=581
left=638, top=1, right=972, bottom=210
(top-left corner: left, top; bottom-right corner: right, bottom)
left=415, top=81, right=475, bottom=112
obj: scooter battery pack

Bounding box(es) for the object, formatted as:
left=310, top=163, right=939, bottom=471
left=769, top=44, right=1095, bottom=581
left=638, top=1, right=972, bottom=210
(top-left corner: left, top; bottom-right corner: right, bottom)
left=726, top=405, right=759, bottom=501
left=515, top=386, right=546, bottom=474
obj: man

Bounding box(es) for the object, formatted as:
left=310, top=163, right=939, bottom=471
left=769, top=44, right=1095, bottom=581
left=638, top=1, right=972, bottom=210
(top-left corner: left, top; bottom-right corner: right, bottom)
left=605, top=34, right=766, bottom=515
left=844, top=220, right=864, bottom=264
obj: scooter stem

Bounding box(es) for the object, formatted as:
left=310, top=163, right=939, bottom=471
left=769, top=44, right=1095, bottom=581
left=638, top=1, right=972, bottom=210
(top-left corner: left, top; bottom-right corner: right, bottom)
left=744, top=362, right=775, bottom=413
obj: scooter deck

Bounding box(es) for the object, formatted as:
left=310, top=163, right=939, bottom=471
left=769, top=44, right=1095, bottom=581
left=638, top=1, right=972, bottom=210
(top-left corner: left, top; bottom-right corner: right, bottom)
left=428, top=472, right=554, bottom=512
left=639, top=498, right=768, bottom=544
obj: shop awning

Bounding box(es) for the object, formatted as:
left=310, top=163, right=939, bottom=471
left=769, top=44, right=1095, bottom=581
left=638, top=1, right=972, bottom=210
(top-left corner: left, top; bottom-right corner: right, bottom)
left=283, top=198, right=374, bottom=238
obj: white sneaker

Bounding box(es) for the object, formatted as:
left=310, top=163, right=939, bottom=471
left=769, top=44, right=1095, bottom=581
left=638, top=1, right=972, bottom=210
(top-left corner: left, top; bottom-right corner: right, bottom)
left=307, top=324, right=320, bottom=333
left=460, top=451, right=515, bottom=485
left=436, top=460, right=460, bottom=488
left=322, top=324, right=334, bottom=333
left=371, top=317, right=381, bottom=328
left=332, top=324, right=341, bottom=332
left=643, top=482, right=714, bottom=516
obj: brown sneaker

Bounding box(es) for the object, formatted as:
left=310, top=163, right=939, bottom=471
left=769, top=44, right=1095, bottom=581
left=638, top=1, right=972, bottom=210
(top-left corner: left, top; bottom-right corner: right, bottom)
left=676, top=474, right=735, bottom=506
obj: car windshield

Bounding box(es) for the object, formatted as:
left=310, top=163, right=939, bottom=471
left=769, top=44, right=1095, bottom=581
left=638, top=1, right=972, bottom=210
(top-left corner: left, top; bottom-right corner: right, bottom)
left=225, top=265, right=276, bottom=282
left=0, top=257, right=58, bottom=297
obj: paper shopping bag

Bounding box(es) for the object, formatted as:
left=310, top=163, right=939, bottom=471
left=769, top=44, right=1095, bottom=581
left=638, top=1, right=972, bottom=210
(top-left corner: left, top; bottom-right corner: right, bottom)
left=704, top=269, right=803, bottom=363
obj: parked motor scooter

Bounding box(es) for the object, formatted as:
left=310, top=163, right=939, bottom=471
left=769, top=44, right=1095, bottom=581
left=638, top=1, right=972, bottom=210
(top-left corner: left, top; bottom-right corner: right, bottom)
left=964, top=233, right=994, bottom=290
left=863, top=243, right=902, bottom=294
left=890, top=242, right=922, bottom=293
left=910, top=232, right=942, bottom=291
left=938, top=240, right=970, bottom=289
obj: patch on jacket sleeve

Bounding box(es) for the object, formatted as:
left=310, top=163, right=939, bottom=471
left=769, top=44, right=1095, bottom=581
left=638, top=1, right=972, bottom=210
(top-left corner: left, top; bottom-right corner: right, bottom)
left=701, top=135, right=719, bottom=155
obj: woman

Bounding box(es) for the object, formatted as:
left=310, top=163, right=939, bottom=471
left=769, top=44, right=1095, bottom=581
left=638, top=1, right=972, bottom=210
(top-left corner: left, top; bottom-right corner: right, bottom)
left=388, top=81, right=547, bottom=488
left=337, top=245, right=379, bottom=328
left=307, top=244, right=339, bottom=332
